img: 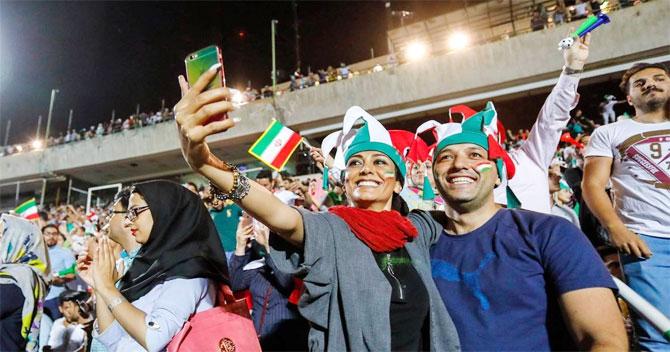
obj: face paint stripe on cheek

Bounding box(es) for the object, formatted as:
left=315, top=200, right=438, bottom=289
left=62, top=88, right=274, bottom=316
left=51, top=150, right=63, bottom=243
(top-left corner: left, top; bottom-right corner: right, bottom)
left=473, top=161, right=494, bottom=173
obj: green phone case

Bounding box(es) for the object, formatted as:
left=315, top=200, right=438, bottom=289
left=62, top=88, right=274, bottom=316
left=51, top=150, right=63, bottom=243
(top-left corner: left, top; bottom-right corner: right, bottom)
left=185, top=45, right=225, bottom=91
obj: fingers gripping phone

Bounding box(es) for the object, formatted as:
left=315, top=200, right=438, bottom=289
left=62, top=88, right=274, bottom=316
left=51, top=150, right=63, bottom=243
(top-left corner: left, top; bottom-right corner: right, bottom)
left=184, top=45, right=227, bottom=123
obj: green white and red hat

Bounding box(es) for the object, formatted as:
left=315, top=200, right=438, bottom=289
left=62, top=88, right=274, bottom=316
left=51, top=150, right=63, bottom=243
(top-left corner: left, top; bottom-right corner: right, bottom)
left=423, top=102, right=521, bottom=208
left=321, top=106, right=407, bottom=189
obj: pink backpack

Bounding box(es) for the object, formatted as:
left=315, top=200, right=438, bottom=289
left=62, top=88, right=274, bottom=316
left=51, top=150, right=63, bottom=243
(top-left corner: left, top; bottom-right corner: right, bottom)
left=167, top=285, right=261, bottom=352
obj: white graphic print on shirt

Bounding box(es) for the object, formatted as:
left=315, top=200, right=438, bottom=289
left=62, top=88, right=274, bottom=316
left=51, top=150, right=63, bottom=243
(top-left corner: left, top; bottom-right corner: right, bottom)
left=617, top=129, right=670, bottom=189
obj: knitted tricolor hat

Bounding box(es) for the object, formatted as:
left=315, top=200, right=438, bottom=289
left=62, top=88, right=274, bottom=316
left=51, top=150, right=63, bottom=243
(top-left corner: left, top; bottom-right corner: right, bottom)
left=427, top=102, right=521, bottom=208
left=321, top=106, right=406, bottom=189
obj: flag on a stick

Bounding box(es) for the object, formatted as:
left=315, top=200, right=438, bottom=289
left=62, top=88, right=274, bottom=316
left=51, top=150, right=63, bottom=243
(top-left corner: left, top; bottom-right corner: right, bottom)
left=248, top=119, right=303, bottom=171
left=15, top=198, right=39, bottom=220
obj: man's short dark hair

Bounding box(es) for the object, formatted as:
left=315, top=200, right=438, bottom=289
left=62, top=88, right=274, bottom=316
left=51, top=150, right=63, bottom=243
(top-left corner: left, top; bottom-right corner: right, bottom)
left=113, top=187, right=132, bottom=209
left=619, top=62, right=670, bottom=94
left=41, top=224, right=59, bottom=234
left=255, top=169, right=273, bottom=181
left=58, top=290, right=89, bottom=306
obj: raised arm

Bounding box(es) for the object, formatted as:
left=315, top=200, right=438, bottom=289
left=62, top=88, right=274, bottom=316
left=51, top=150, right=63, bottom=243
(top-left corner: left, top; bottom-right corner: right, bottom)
left=174, top=64, right=304, bottom=247
left=518, top=33, right=590, bottom=169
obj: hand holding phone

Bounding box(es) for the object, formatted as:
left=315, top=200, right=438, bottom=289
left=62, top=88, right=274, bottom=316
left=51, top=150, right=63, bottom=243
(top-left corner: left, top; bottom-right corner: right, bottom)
left=184, top=45, right=227, bottom=123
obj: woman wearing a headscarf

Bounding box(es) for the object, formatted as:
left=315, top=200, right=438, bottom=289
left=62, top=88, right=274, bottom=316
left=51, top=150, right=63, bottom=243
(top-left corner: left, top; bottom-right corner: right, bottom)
left=81, top=180, right=229, bottom=352
left=0, top=214, right=51, bottom=352
left=173, top=65, right=460, bottom=351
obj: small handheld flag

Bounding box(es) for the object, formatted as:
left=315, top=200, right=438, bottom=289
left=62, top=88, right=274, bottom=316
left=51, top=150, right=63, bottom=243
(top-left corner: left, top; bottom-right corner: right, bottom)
left=15, top=198, right=39, bottom=220
left=57, top=263, right=77, bottom=277
left=558, top=13, right=610, bottom=50
left=248, top=119, right=303, bottom=171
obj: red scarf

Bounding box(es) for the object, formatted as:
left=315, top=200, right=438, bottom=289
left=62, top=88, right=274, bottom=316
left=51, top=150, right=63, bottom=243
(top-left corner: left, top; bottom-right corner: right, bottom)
left=328, top=206, right=418, bottom=253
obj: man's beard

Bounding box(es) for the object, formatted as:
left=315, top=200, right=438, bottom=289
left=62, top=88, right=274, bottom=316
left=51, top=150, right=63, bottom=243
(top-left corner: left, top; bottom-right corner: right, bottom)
left=634, top=88, right=669, bottom=113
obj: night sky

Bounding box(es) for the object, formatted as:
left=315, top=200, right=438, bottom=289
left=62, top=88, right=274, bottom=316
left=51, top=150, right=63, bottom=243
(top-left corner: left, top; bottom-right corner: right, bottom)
left=0, top=1, right=465, bottom=145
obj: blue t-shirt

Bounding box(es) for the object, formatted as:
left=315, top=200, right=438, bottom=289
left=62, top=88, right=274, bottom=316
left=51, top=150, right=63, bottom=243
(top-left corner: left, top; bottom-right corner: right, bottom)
left=429, top=209, right=616, bottom=351
left=45, top=246, right=76, bottom=300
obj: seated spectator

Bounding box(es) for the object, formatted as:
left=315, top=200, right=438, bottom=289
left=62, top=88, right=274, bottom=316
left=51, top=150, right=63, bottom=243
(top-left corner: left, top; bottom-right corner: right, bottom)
left=553, top=0, right=566, bottom=25
left=230, top=214, right=308, bottom=350
left=338, top=62, right=350, bottom=79
left=46, top=290, right=92, bottom=352
left=0, top=214, right=50, bottom=352
left=530, top=10, right=546, bottom=31
left=551, top=178, right=581, bottom=227
left=261, top=85, right=273, bottom=98
left=572, top=0, right=589, bottom=20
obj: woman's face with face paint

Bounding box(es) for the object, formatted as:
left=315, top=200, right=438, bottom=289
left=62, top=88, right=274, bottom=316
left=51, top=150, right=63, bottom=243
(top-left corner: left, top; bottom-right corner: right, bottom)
left=344, top=151, right=402, bottom=211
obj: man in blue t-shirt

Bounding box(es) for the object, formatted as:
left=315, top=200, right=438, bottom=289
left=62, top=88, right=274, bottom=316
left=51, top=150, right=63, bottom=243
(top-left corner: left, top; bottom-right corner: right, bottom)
left=420, top=103, right=628, bottom=350
left=42, top=224, right=76, bottom=321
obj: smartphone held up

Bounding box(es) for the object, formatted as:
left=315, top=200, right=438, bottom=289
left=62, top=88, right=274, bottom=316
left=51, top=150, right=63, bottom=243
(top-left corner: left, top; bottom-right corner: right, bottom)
left=184, top=45, right=227, bottom=124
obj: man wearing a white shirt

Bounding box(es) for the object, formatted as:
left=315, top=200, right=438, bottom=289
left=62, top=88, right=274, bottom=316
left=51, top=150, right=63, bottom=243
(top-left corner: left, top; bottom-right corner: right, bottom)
left=493, top=34, right=591, bottom=213
left=47, top=291, right=91, bottom=352
left=583, top=62, right=670, bottom=351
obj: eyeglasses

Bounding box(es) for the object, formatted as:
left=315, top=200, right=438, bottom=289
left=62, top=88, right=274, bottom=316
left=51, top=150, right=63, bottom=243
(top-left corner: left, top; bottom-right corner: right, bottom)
left=125, top=206, right=150, bottom=222
left=104, top=210, right=127, bottom=222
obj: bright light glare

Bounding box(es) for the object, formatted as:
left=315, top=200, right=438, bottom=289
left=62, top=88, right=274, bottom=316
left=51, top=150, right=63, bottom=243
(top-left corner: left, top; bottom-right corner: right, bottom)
left=230, top=88, right=246, bottom=106
left=405, top=41, right=429, bottom=61
left=16, top=145, right=23, bottom=152
left=447, top=31, right=470, bottom=51
left=32, top=140, right=43, bottom=150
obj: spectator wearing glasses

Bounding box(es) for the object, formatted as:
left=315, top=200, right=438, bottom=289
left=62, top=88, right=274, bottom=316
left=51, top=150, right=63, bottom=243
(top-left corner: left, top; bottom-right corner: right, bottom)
left=79, top=180, right=230, bottom=351
left=42, top=224, right=76, bottom=321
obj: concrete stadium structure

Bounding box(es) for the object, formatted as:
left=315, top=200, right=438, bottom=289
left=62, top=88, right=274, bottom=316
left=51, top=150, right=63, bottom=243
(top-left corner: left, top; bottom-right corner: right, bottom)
left=1, top=0, right=669, bottom=207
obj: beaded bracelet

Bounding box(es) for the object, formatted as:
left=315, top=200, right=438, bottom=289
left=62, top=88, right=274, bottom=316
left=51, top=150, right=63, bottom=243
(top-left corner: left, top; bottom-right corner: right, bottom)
left=210, top=165, right=251, bottom=201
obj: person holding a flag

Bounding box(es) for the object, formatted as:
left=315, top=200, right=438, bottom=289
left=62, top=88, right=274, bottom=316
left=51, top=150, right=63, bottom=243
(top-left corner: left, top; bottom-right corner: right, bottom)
left=174, top=67, right=460, bottom=351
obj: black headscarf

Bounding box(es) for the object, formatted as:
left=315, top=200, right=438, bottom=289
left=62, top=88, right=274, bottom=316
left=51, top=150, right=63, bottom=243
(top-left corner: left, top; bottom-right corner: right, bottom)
left=117, top=180, right=229, bottom=302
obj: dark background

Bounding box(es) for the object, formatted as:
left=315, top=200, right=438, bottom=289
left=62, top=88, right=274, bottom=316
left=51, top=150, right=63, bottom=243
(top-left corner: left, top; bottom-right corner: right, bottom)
left=0, top=1, right=635, bottom=146
left=0, top=1, right=470, bottom=144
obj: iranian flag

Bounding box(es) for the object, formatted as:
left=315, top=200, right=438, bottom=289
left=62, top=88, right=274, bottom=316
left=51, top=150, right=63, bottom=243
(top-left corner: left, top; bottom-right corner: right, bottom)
left=248, top=119, right=303, bottom=171
left=16, top=198, right=39, bottom=220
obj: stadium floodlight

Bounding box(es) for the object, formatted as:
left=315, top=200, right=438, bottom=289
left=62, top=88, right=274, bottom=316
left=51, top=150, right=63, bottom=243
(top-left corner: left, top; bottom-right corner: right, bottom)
left=31, top=140, right=43, bottom=150
left=405, top=41, right=429, bottom=62
left=447, top=31, right=471, bottom=51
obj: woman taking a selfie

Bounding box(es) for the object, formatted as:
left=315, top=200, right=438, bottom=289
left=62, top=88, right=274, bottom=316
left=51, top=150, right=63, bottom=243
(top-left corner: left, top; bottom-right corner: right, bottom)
left=81, top=180, right=229, bottom=351
left=174, top=65, right=460, bottom=351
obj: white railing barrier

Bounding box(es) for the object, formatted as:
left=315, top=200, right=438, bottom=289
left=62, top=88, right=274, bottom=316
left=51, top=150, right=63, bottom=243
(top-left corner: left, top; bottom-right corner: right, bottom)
left=613, top=276, right=670, bottom=342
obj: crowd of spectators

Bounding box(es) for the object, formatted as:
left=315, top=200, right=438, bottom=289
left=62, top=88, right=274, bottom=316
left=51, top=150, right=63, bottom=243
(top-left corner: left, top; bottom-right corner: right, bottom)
left=1, top=109, right=175, bottom=157
left=530, top=0, right=644, bottom=31
left=0, top=60, right=382, bottom=158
